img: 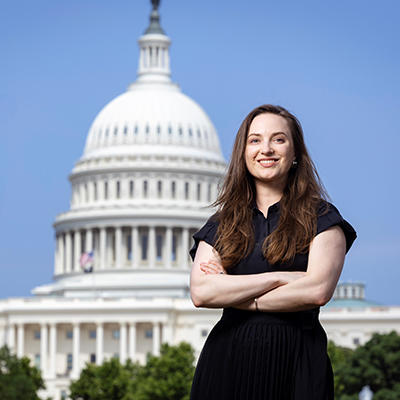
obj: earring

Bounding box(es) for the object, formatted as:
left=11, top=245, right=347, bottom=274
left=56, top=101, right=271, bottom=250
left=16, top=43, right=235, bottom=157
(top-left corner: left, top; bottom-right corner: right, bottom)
left=292, top=160, right=298, bottom=166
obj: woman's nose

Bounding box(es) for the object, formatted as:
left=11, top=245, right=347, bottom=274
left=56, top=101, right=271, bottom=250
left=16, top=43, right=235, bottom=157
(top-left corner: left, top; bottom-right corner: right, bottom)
left=260, top=140, right=274, bottom=154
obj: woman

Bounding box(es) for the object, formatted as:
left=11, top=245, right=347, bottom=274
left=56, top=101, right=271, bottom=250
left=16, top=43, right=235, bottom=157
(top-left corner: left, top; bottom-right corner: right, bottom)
left=189, top=104, right=357, bottom=400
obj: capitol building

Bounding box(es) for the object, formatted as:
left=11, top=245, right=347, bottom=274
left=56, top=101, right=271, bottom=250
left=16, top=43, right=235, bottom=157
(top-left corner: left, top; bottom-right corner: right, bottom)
left=1, top=2, right=399, bottom=399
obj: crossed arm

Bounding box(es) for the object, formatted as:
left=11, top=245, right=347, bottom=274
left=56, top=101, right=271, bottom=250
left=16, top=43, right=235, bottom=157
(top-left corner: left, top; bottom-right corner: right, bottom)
left=189, top=225, right=346, bottom=312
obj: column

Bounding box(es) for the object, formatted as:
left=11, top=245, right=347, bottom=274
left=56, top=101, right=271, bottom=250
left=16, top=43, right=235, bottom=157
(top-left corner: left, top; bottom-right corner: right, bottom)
left=128, top=323, right=136, bottom=361
left=72, top=323, right=80, bottom=378
left=65, top=231, right=72, bottom=273
left=119, top=323, right=127, bottom=364
left=181, top=228, right=189, bottom=269
left=54, top=236, right=60, bottom=275
left=96, top=323, right=104, bottom=365
left=49, top=323, right=57, bottom=379
left=115, top=227, right=122, bottom=268
left=40, top=324, right=48, bottom=376
left=165, top=227, right=172, bottom=269
left=59, top=234, right=65, bottom=273
left=17, top=324, right=24, bottom=358
left=161, top=322, right=173, bottom=345
left=152, top=322, right=160, bottom=356
left=148, top=226, right=156, bottom=267
left=100, top=227, right=106, bottom=270
left=131, top=227, right=139, bottom=268
left=86, top=229, right=93, bottom=252
left=7, top=324, right=15, bottom=352
left=74, top=230, right=81, bottom=272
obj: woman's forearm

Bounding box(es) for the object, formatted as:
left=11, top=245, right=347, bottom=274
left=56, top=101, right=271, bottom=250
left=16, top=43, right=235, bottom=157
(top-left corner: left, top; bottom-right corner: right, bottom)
left=234, top=275, right=327, bottom=312
left=191, top=272, right=285, bottom=308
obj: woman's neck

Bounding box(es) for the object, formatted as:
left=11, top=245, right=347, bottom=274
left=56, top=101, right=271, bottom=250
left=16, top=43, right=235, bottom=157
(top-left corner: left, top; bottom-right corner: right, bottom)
left=254, top=180, right=285, bottom=217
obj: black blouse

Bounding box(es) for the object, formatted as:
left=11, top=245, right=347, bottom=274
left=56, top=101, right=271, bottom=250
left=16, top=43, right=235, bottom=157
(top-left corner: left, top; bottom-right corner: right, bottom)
left=189, top=200, right=357, bottom=275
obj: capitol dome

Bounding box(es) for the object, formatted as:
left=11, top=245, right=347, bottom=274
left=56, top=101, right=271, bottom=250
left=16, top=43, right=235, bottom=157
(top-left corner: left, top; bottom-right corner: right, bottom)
left=33, top=0, right=226, bottom=298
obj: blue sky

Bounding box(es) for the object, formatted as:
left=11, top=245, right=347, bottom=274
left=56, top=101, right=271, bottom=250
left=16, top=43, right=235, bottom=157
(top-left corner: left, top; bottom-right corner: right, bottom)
left=1, top=0, right=399, bottom=304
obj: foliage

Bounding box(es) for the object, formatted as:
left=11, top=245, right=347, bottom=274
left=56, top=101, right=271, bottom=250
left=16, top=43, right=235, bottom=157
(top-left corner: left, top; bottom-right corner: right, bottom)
left=0, top=345, right=45, bottom=400
left=134, top=342, right=195, bottom=400
left=70, top=342, right=195, bottom=400
left=332, top=331, right=400, bottom=400
left=327, top=340, right=354, bottom=396
left=69, top=357, right=140, bottom=400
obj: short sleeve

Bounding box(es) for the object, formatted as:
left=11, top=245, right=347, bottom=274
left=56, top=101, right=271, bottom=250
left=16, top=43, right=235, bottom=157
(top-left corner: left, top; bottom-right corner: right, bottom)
left=316, top=201, right=357, bottom=253
left=189, top=216, right=219, bottom=261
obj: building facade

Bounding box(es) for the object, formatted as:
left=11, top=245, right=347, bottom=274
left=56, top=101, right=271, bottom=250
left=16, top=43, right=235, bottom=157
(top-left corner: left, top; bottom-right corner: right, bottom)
left=1, top=2, right=399, bottom=399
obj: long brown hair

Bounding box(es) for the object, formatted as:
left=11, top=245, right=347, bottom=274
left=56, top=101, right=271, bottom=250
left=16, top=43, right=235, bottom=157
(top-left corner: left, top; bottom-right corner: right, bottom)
left=213, top=104, right=329, bottom=268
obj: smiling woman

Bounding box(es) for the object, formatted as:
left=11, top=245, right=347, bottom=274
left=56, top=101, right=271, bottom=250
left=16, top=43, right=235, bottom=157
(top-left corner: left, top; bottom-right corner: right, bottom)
left=189, top=104, right=357, bottom=400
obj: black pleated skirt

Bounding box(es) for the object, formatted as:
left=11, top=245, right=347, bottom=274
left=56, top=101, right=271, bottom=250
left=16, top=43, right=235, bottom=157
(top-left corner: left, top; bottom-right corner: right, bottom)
left=190, top=308, right=333, bottom=400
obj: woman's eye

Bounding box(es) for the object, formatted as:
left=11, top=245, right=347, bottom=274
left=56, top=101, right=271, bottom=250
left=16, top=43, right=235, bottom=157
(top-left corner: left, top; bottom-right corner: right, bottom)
left=249, top=138, right=259, bottom=144
left=275, top=137, right=285, bottom=143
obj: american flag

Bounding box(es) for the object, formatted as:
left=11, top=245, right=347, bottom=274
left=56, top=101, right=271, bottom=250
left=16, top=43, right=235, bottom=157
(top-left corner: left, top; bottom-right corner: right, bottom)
left=80, top=251, right=94, bottom=272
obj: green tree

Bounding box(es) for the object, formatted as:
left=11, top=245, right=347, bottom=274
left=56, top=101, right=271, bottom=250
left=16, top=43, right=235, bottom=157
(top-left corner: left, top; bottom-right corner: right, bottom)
left=327, top=340, right=354, bottom=396
left=70, top=342, right=195, bottom=400
left=70, top=357, right=140, bottom=400
left=134, top=342, right=195, bottom=400
left=335, top=331, right=400, bottom=399
left=0, top=345, right=45, bottom=400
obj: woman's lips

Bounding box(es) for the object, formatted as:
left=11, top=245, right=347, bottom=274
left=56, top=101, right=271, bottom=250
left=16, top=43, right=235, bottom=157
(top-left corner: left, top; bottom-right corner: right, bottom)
left=257, top=159, right=278, bottom=167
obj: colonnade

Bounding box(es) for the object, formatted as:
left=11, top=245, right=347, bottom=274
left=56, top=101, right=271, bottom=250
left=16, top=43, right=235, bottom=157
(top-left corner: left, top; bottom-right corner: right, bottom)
left=55, top=225, right=194, bottom=275
left=5, top=321, right=164, bottom=379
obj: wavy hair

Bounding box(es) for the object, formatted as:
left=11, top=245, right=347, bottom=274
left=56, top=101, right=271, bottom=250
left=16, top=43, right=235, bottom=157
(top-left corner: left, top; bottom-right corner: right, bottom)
left=213, top=104, right=329, bottom=268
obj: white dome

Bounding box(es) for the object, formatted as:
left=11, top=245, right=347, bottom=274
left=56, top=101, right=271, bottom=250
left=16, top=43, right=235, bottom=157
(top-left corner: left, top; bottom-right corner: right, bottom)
left=82, top=82, right=224, bottom=163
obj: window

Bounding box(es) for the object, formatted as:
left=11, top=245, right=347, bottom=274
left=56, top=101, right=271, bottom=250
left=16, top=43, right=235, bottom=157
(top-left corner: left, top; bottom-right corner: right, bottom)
left=112, top=329, right=120, bottom=340
left=84, top=183, right=88, bottom=202
left=145, top=329, right=153, bottom=339
left=184, top=182, right=189, bottom=200
left=116, top=181, right=120, bottom=199
left=94, top=182, right=98, bottom=201
left=156, top=234, right=163, bottom=261
left=66, top=330, right=73, bottom=339
left=157, top=125, right=161, bottom=135
left=113, top=353, right=120, bottom=359
left=34, top=354, right=40, bottom=368
left=67, top=353, right=73, bottom=371
left=141, top=234, right=148, bottom=260
left=171, top=181, right=176, bottom=199
left=134, top=125, right=139, bottom=134
left=168, top=126, right=172, bottom=135
left=145, top=125, right=150, bottom=134
left=34, top=330, right=40, bottom=340
left=197, top=129, right=201, bottom=138
left=143, top=180, right=148, bottom=198
left=90, top=353, right=96, bottom=363
left=172, top=234, right=177, bottom=261
left=114, top=126, right=118, bottom=136
left=61, top=390, right=67, bottom=400
left=123, top=125, right=128, bottom=135
left=89, top=330, right=96, bottom=339
left=201, top=329, right=208, bottom=338
left=129, top=180, right=134, bottom=198
left=197, top=183, right=201, bottom=201
left=178, top=127, right=183, bottom=136
left=188, top=128, right=193, bottom=137
left=127, top=234, right=132, bottom=260
left=157, top=180, right=162, bottom=198
left=104, top=181, right=108, bottom=200
left=353, top=337, right=360, bottom=346
left=207, top=183, right=212, bottom=202
left=105, top=128, right=109, bottom=137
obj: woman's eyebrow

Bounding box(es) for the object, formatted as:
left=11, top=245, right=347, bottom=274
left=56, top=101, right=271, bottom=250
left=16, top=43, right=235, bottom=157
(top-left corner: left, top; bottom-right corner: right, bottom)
left=247, top=131, right=288, bottom=137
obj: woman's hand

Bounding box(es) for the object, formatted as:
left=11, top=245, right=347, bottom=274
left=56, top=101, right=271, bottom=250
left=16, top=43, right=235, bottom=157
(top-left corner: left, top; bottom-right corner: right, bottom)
left=200, top=259, right=226, bottom=275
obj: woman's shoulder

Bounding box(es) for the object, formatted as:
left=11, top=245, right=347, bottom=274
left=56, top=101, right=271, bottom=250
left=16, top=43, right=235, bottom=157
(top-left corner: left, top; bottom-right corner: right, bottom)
left=189, top=213, right=219, bottom=261
left=315, top=199, right=357, bottom=253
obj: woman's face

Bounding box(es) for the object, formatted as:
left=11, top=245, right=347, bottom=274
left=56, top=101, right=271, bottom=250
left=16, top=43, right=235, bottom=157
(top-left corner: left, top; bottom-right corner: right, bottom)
left=244, top=113, right=296, bottom=187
